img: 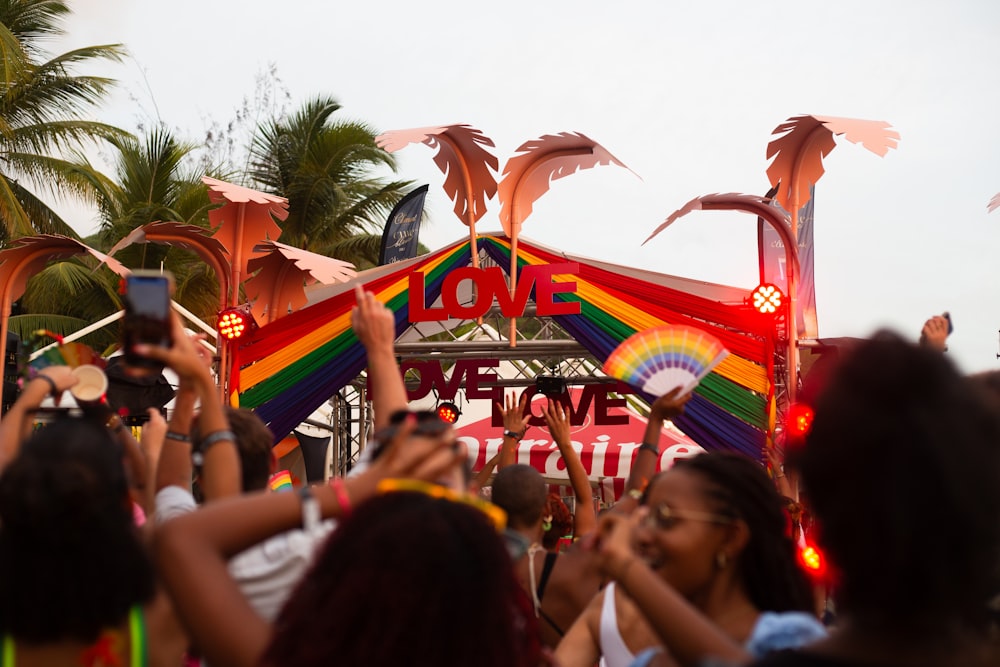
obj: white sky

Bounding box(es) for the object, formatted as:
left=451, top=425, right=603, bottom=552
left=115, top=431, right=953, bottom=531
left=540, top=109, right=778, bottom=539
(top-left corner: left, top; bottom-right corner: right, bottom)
left=52, top=0, right=1000, bottom=373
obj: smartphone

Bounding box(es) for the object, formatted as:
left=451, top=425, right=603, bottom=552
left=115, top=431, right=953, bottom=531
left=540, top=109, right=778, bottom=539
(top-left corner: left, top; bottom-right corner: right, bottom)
left=943, top=312, right=954, bottom=335
left=122, top=271, right=173, bottom=375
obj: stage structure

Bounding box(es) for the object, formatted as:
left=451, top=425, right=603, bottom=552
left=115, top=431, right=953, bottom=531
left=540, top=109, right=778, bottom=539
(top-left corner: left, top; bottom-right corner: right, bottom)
left=232, top=233, right=783, bottom=491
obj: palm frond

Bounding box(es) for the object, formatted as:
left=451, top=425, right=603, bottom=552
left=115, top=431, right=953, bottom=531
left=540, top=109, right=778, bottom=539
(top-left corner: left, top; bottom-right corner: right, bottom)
left=8, top=313, right=118, bottom=353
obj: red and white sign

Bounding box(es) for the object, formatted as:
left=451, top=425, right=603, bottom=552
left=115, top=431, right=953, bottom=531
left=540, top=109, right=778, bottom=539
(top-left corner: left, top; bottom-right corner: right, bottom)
left=456, top=388, right=704, bottom=488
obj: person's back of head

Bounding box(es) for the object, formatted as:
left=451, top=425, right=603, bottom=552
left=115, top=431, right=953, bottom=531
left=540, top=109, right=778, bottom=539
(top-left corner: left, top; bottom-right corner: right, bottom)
left=0, top=417, right=154, bottom=643
left=195, top=407, right=275, bottom=492
left=672, top=452, right=815, bottom=613
left=491, top=464, right=547, bottom=532
left=796, top=331, right=1000, bottom=634
left=261, top=490, right=541, bottom=667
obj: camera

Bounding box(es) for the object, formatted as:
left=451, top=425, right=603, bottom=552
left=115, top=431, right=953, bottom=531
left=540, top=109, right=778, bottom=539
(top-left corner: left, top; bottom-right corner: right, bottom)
left=535, top=375, right=567, bottom=397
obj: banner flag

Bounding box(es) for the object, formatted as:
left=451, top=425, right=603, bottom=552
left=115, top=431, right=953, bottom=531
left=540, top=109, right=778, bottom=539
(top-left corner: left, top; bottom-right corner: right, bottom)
left=757, top=185, right=818, bottom=338
left=379, top=184, right=429, bottom=265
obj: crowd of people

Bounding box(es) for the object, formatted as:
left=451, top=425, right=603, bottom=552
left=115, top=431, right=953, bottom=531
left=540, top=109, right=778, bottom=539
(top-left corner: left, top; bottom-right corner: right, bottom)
left=0, top=292, right=997, bottom=667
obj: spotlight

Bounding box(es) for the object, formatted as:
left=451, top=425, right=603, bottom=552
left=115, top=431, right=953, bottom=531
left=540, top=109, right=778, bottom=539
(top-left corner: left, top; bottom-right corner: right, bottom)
left=217, top=305, right=257, bottom=340
left=750, top=284, right=784, bottom=315
left=436, top=401, right=461, bottom=424
left=785, top=403, right=815, bottom=439
left=797, top=543, right=827, bottom=579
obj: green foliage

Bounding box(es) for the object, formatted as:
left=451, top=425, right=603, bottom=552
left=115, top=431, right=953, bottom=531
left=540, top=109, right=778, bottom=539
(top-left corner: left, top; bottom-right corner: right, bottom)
left=247, top=95, right=413, bottom=265
left=0, top=0, right=127, bottom=239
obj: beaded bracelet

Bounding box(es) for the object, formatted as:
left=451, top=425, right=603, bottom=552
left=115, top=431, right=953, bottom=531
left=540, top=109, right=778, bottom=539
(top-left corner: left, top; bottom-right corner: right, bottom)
left=329, top=476, right=352, bottom=518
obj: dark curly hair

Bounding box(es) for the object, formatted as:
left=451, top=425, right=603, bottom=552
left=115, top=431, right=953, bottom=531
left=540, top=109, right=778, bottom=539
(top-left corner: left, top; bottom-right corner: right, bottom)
left=262, top=491, right=542, bottom=667
left=794, top=331, right=1000, bottom=633
left=669, top=452, right=816, bottom=614
left=542, top=493, right=573, bottom=550
left=0, top=418, right=155, bottom=643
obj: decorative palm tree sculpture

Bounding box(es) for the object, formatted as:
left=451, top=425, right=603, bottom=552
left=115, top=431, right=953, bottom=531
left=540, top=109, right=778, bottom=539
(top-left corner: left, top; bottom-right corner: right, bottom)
left=0, top=236, right=128, bottom=407
left=375, top=125, right=498, bottom=270
left=377, top=125, right=632, bottom=345
left=766, top=115, right=900, bottom=236
left=498, top=132, right=633, bottom=343
left=644, top=193, right=801, bottom=402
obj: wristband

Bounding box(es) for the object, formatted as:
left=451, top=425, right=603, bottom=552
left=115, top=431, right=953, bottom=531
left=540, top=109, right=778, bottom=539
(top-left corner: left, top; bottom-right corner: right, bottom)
left=638, top=442, right=660, bottom=456
left=330, top=476, right=352, bottom=518
left=166, top=431, right=192, bottom=442
left=503, top=429, right=524, bottom=441
left=199, top=430, right=236, bottom=452
left=33, top=374, right=58, bottom=397
left=299, top=485, right=321, bottom=532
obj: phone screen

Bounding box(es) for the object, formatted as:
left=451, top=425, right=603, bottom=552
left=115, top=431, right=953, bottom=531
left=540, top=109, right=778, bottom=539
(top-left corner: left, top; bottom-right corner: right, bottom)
left=122, top=273, right=172, bottom=371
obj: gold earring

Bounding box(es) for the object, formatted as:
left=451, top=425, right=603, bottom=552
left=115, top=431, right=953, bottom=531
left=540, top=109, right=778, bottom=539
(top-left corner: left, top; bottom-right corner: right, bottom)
left=716, top=551, right=728, bottom=569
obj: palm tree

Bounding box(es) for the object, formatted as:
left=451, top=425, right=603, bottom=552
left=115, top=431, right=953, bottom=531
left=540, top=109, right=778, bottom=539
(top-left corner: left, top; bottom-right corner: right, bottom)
left=91, top=127, right=220, bottom=320
left=0, top=0, right=126, bottom=242
left=247, top=95, right=413, bottom=268
left=15, top=127, right=221, bottom=344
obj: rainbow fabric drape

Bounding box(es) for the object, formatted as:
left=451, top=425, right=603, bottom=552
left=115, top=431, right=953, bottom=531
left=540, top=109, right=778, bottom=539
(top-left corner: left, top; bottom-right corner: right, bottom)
left=234, top=235, right=776, bottom=459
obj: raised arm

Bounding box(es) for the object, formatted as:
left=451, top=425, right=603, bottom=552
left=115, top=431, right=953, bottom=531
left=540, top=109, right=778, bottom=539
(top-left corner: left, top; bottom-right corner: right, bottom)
left=154, top=419, right=464, bottom=667
left=621, top=389, right=689, bottom=510
left=918, top=314, right=950, bottom=352
left=136, top=312, right=240, bottom=502
left=352, top=284, right=406, bottom=430
left=497, top=391, right=530, bottom=469
left=545, top=398, right=596, bottom=538
left=0, top=366, right=77, bottom=472
left=473, top=451, right=501, bottom=491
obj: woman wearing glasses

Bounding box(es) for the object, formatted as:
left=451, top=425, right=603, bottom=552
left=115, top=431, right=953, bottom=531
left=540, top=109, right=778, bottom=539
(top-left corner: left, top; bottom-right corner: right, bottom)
left=556, top=451, right=824, bottom=667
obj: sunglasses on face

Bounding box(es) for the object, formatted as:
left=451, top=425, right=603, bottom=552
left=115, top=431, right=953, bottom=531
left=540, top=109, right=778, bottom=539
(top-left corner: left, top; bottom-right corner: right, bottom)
left=642, top=504, right=734, bottom=531
left=377, top=478, right=507, bottom=530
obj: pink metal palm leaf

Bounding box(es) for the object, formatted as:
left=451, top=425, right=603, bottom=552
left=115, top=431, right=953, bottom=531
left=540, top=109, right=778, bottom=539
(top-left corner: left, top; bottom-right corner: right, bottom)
left=376, top=125, right=498, bottom=267
left=766, top=115, right=899, bottom=218
left=497, top=132, right=634, bottom=345
left=203, top=177, right=289, bottom=306
left=245, top=241, right=357, bottom=324
left=989, top=193, right=1000, bottom=213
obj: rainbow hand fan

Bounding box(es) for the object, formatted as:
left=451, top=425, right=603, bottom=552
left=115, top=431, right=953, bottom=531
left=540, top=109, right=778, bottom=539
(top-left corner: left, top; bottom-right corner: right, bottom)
left=29, top=339, right=105, bottom=373
left=603, top=325, right=729, bottom=397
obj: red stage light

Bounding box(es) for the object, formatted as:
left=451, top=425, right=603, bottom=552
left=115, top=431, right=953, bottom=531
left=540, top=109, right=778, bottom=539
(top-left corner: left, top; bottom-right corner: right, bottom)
left=750, top=284, right=784, bottom=314
left=798, top=543, right=827, bottom=579
left=217, top=308, right=250, bottom=340
left=436, top=401, right=461, bottom=424
left=786, top=403, right=815, bottom=438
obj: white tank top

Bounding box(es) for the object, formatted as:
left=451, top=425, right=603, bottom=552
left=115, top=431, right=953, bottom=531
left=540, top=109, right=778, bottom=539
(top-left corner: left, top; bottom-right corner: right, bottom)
left=598, top=582, right=636, bottom=667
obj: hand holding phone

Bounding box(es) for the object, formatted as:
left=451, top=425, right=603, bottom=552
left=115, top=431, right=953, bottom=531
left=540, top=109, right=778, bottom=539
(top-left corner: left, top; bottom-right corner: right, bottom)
left=121, top=271, right=174, bottom=377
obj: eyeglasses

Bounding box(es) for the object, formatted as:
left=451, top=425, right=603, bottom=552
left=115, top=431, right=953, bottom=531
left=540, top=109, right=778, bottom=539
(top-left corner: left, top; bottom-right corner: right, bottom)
left=377, top=478, right=507, bottom=531
left=643, top=504, right=734, bottom=531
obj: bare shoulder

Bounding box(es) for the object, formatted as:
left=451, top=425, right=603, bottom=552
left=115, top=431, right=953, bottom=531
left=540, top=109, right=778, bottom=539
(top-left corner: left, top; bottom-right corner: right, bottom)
left=144, top=589, right=190, bottom=667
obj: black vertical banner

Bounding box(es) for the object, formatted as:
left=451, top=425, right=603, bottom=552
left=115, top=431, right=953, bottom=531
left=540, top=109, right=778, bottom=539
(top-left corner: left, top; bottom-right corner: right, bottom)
left=378, top=184, right=429, bottom=265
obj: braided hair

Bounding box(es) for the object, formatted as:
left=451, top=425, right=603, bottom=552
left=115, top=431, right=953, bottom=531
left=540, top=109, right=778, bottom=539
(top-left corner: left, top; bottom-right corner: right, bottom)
left=672, top=452, right=816, bottom=613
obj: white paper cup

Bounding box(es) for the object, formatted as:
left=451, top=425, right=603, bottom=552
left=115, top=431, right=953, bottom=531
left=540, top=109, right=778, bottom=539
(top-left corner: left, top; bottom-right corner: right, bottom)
left=70, top=364, right=108, bottom=407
